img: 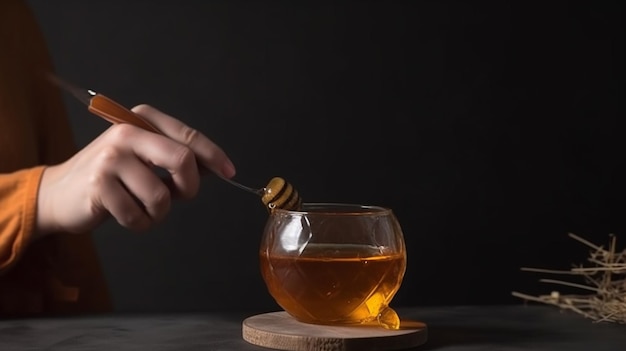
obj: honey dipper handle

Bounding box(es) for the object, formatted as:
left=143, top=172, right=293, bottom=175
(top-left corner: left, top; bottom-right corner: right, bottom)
left=88, top=94, right=161, bottom=134
left=219, top=175, right=264, bottom=196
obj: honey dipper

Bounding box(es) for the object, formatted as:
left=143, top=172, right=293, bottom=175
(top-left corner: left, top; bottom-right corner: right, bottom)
left=47, top=74, right=302, bottom=212
left=217, top=176, right=302, bottom=212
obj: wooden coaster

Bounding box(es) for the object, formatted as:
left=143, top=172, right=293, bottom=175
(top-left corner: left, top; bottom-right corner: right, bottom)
left=242, top=311, right=427, bottom=351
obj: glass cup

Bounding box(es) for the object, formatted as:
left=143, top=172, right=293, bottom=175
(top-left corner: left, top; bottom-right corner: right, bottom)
left=259, top=203, right=407, bottom=329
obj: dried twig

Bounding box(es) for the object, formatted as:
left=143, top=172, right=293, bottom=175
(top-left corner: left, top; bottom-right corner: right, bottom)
left=512, top=233, right=626, bottom=324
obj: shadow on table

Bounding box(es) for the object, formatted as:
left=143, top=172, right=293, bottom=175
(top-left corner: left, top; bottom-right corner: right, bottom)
left=411, top=324, right=564, bottom=350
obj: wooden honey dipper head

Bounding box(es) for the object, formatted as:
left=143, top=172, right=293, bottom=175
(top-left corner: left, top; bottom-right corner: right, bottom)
left=262, top=177, right=302, bottom=212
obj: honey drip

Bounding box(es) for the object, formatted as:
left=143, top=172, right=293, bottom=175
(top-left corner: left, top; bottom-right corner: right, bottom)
left=377, top=306, right=401, bottom=330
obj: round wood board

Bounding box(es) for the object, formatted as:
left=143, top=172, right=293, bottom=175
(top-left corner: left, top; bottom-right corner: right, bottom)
left=242, top=311, right=427, bottom=351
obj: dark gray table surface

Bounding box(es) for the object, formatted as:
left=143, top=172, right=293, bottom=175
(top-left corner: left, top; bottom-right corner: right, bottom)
left=0, top=305, right=624, bottom=350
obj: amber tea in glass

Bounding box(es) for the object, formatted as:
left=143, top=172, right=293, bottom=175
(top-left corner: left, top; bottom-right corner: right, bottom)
left=259, top=203, right=407, bottom=329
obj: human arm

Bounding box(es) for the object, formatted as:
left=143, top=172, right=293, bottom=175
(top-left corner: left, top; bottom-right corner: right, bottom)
left=0, top=167, right=46, bottom=272
left=0, top=0, right=77, bottom=274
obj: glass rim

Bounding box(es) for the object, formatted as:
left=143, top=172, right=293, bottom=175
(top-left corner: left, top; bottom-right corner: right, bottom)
left=271, top=202, right=393, bottom=215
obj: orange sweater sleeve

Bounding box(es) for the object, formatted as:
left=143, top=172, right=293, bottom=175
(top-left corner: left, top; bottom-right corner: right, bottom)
left=0, top=167, right=45, bottom=272
left=0, top=0, right=112, bottom=316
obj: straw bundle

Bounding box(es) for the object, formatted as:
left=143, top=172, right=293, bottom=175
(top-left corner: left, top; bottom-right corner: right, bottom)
left=512, top=233, right=626, bottom=324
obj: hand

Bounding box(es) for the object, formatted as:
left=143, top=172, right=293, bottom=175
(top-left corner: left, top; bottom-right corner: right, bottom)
left=36, top=104, right=236, bottom=236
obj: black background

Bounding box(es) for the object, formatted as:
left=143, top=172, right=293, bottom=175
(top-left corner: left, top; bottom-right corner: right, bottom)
left=26, top=0, right=625, bottom=312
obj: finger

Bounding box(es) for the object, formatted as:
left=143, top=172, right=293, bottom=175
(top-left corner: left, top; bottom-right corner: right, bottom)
left=116, top=157, right=172, bottom=223
left=99, top=176, right=152, bottom=231
left=105, top=124, right=201, bottom=199
left=130, top=104, right=236, bottom=178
